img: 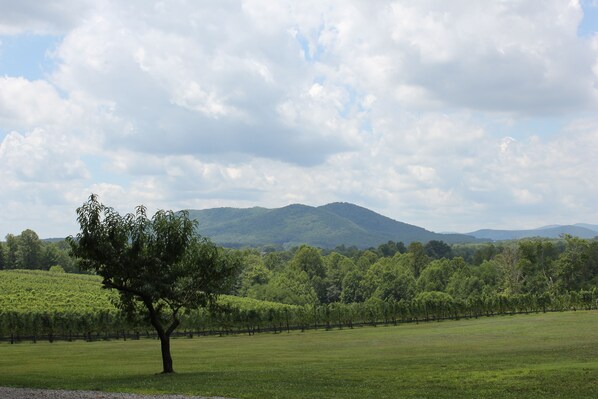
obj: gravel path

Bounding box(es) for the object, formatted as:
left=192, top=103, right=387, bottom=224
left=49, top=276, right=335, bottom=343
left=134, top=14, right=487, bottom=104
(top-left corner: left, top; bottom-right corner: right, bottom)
left=0, top=387, right=235, bottom=399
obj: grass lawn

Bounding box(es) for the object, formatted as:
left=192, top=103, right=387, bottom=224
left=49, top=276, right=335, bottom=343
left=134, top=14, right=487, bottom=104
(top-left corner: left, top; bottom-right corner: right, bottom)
left=0, top=311, right=597, bottom=398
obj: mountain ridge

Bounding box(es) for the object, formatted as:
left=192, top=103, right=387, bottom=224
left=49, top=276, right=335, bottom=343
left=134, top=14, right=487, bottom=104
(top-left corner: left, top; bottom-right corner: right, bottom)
left=466, top=225, right=598, bottom=241
left=186, top=202, right=478, bottom=249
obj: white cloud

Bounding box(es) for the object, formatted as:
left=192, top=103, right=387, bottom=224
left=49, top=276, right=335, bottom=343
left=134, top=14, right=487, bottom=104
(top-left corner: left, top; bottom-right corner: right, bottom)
left=2, top=0, right=598, bottom=238
left=0, top=77, right=76, bottom=129
left=0, top=0, right=95, bottom=35
left=0, top=129, right=89, bottom=182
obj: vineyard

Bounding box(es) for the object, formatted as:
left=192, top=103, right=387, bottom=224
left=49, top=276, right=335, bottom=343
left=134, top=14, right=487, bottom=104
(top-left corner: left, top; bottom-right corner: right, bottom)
left=0, top=269, right=596, bottom=343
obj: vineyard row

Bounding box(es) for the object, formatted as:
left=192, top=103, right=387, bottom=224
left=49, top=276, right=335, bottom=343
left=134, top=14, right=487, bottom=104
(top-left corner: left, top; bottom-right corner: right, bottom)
left=1, top=289, right=596, bottom=344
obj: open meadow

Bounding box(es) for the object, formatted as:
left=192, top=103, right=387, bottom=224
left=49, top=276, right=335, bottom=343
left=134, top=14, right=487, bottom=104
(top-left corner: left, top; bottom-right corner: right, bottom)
left=0, top=310, right=596, bottom=399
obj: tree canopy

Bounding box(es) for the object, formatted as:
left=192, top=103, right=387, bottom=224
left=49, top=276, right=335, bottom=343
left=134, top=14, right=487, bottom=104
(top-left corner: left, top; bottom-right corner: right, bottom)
left=68, top=194, right=240, bottom=373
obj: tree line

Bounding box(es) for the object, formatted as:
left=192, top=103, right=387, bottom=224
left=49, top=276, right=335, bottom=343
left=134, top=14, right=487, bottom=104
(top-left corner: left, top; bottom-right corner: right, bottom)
left=2, top=229, right=597, bottom=307
left=0, top=229, right=76, bottom=272
left=231, top=236, right=598, bottom=307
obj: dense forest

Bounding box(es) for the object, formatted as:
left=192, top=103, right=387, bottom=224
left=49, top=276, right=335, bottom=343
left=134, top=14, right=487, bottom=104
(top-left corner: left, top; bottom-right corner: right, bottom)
left=1, top=229, right=597, bottom=305
left=230, top=237, right=598, bottom=306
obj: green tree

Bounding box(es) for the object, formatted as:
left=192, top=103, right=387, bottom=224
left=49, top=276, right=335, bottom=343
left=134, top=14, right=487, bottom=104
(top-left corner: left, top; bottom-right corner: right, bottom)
left=340, top=270, right=368, bottom=303
left=17, top=229, right=43, bottom=269
left=407, top=242, right=430, bottom=278
left=424, top=240, right=453, bottom=259
left=356, top=250, right=379, bottom=271
left=324, top=253, right=356, bottom=303
left=365, top=257, right=416, bottom=302
left=0, top=242, right=5, bottom=270
left=41, top=243, right=62, bottom=271
left=237, top=254, right=272, bottom=297
left=415, top=291, right=454, bottom=320
left=416, top=258, right=456, bottom=292
left=290, top=245, right=327, bottom=302
left=495, top=245, right=525, bottom=295
left=586, top=241, right=598, bottom=288
left=517, top=240, right=558, bottom=294
left=555, top=235, right=590, bottom=292
left=5, top=234, right=19, bottom=269
left=263, top=252, right=289, bottom=272
left=446, top=261, right=495, bottom=300
left=377, top=240, right=406, bottom=257
left=290, top=245, right=325, bottom=279
left=68, top=195, right=240, bottom=373
left=472, top=243, right=498, bottom=265
left=258, top=267, right=318, bottom=305
left=374, top=271, right=416, bottom=302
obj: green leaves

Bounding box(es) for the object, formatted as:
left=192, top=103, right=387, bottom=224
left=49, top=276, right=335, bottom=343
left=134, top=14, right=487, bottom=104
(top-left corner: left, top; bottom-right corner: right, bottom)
left=68, top=195, right=241, bottom=334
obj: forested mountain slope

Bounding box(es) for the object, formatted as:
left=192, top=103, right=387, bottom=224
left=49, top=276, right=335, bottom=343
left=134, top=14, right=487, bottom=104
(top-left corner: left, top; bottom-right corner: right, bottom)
left=186, top=202, right=478, bottom=249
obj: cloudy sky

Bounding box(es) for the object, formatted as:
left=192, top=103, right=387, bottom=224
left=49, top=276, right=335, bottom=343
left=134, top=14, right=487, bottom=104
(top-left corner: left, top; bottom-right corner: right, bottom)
left=1, top=0, right=598, bottom=238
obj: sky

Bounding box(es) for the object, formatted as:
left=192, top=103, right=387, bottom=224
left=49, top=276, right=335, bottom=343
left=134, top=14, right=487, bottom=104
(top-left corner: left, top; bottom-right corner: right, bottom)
left=1, top=0, right=598, bottom=239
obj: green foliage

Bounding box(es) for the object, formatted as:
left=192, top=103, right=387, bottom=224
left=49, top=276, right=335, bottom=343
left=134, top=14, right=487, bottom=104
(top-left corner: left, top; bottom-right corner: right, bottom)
left=1, top=268, right=597, bottom=346
left=445, top=262, right=499, bottom=300
left=0, top=242, right=5, bottom=270
left=68, top=195, right=241, bottom=373
left=424, top=240, right=453, bottom=259
left=556, top=235, right=591, bottom=291
left=376, top=240, right=406, bottom=257
left=0, top=270, right=116, bottom=314
left=3, top=216, right=598, bottom=356
left=355, top=250, right=378, bottom=270
left=255, top=267, right=318, bottom=306
left=323, top=253, right=356, bottom=303
left=4, top=234, right=20, bottom=269
left=1, top=231, right=76, bottom=272
left=17, top=229, right=43, bottom=269
left=0, top=269, right=299, bottom=339
left=417, top=258, right=461, bottom=292
left=48, top=265, right=66, bottom=273
left=236, top=253, right=272, bottom=297
left=262, top=251, right=289, bottom=272
left=340, top=270, right=367, bottom=303
left=290, top=245, right=326, bottom=279
left=373, top=271, right=416, bottom=303
left=407, top=242, right=430, bottom=277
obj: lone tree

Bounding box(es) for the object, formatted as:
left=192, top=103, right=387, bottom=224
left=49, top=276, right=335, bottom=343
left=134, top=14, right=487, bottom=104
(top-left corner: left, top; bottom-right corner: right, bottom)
left=68, top=194, right=240, bottom=373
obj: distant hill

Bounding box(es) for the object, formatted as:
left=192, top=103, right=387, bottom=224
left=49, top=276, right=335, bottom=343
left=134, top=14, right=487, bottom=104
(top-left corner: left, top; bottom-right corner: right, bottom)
left=466, top=225, right=598, bottom=241
left=574, top=223, right=598, bottom=232
left=186, top=202, right=478, bottom=249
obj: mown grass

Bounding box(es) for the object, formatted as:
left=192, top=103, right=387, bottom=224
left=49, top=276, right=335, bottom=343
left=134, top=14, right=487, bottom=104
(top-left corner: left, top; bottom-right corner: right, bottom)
left=0, top=311, right=597, bottom=398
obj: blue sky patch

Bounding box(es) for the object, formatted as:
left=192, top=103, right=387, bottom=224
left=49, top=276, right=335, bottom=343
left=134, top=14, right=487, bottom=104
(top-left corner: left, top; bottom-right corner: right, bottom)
left=81, top=155, right=131, bottom=188
left=479, top=115, right=568, bottom=141
left=0, top=34, right=61, bottom=80
left=295, top=29, right=325, bottom=63
left=579, top=1, right=598, bottom=37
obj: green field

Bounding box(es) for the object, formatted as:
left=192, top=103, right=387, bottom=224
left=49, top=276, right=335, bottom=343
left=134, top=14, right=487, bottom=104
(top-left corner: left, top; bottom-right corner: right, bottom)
left=0, top=311, right=596, bottom=398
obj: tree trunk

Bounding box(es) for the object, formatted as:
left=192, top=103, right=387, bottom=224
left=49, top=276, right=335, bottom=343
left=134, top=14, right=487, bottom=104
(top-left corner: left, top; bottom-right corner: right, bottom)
left=159, top=332, right=174, bottom=373
left=143, top=299, right=180, bottom=374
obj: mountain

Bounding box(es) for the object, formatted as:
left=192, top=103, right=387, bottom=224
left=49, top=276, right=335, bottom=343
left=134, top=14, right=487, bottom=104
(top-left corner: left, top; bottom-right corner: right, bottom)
left=186, top=202, right=478, bottom=249
left=467, top=225, right=598, bottom=241
left=574, top=223, right=598, bottom=232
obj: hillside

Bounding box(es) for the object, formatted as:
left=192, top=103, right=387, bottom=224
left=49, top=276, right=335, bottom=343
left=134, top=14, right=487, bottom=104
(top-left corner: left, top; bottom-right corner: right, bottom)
left=0, top=269, right=115, bottom=314
left=0, top=269, right=294, bottom=317
left=186, top=202, right=478, bottom=249
left=467, top=224, right=598, bottom=241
